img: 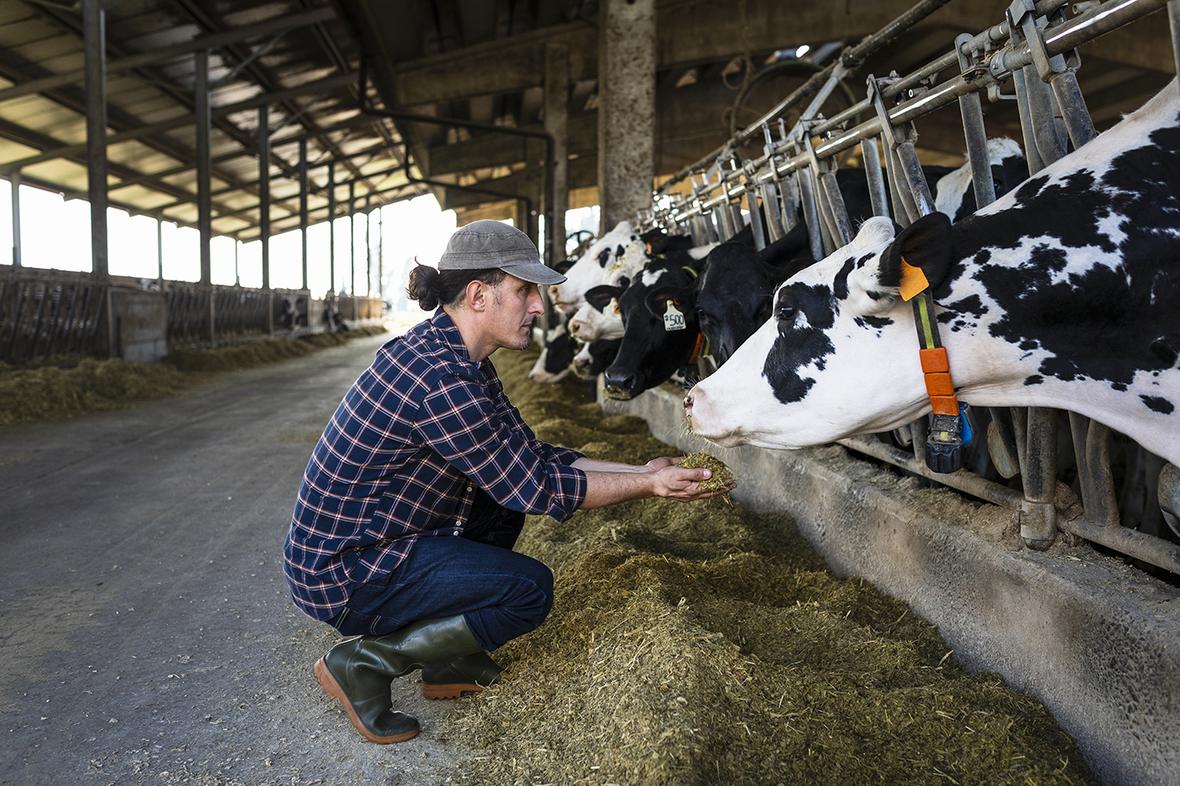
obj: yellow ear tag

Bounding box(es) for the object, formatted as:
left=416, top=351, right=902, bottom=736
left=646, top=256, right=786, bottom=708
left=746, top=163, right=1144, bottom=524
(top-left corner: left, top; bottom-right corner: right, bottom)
left=898, top=256, right=930, bottom=302
left=663, top=302, right=686, bottom=332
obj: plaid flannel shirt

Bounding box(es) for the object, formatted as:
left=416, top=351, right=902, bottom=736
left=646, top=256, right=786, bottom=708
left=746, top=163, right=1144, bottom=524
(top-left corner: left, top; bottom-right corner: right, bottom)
left=283, top=309, right=587, bottom=621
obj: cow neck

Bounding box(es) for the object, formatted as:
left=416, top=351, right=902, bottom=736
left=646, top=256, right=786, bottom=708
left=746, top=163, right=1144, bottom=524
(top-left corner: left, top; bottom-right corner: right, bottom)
left=680, top=265, right=710, bottom=362
left=899, top=255, right=965, bottom=473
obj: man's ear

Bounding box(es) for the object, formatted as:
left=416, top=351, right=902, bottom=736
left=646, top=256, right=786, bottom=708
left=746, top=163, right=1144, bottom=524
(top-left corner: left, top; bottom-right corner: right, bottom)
left=464, top=278, right=490, bottom=312
left=878, top=212, right=954, bottom=291
left=584, top=284, right=622, bottom=312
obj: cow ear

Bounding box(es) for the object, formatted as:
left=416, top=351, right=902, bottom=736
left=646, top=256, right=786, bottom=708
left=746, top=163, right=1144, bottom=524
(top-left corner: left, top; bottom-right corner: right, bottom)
left=644, top=284, right=692, bottom=317
left=878, top=212, right=954, bottom=292
left=584, top=284, right=622, bottom=312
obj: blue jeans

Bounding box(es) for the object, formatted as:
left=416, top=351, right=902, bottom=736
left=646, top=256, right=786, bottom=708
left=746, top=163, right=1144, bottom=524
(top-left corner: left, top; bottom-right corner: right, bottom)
left=330, top=490, right=554, bottom=651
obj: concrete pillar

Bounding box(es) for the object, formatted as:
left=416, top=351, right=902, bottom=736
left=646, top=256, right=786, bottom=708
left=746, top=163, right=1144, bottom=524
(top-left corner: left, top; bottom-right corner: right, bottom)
left=83, top=0, right=108, bottom=280
left=596, top=0, right=655, bottom=233
left=544, top=43, right=569, bottom=263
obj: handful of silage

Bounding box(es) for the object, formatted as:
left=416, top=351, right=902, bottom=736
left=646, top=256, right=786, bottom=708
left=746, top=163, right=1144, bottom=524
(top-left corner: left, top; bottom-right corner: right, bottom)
left=678, top=451, right=734, bottom=493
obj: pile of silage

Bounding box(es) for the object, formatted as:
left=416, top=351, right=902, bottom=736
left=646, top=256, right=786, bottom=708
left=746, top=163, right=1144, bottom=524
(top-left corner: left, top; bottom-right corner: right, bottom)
left=164, top=324, right=389, bottom=372
left=439, top=348, right=1094, bottom=786
left=0, top=325, right=388, bottom=425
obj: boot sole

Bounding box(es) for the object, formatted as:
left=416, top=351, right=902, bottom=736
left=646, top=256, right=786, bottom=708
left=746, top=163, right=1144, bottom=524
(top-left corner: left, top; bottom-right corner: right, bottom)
left=314, top=657, right=419, bottom=744
left=422, top=681, right=484, bottom=700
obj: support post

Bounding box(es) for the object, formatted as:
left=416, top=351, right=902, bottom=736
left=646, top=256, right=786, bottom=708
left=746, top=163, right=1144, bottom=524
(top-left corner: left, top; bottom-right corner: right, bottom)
left=195, top=49, right=214, bottom=342
left=299, top=136, right=308, bottom=291
left=10, top=172, right=21, bottom=268
left=156, top=216, right=163, bottom=285
left=258, top=104, right=272, bottom=335
left=83, top=0, right=109, bottom=281
left=544, top=42, right=569, bottom=265
left=349, top=181, right=358, bottom=320
left=377, top=205, right=384, bottom=301
left=83, top=0, right=114, bottom=355
left=327, top=160, right=336, bottom=296
left=365, top=196, right=372, bottom=296
left=597, top=0, right=655, bottom=232
left=233, top=237, right=239, bottom=286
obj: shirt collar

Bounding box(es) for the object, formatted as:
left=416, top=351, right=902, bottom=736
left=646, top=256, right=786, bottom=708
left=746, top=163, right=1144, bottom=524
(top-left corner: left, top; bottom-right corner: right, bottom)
left=430, top=308, right=489, bottom=374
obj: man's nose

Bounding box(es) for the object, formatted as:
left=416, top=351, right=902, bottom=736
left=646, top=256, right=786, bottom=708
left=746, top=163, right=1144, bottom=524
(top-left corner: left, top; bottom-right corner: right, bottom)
left=529, top=287, right=544, bottom=314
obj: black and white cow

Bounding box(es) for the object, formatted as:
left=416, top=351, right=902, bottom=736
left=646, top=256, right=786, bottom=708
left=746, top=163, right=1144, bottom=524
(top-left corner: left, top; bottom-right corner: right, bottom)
left=683, top=139, right=1027, bottom=367
left=686, top=80, right=1180, bottom=469
left=601, top=251, right=710, bottom=399
left=550, top=221, right=637, bottom=315
left=573, top=337, right=622, bottom=380
left=528, top=325, right=578, bottom=383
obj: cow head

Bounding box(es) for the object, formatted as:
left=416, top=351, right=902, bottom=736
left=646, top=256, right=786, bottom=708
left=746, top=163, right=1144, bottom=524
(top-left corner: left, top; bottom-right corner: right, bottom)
left=686, top=214, right=958, bottom=447
left=549, top=221, right=635, bottom=314
left=695, top=228, right=817, bottom=365
left=573, top=337, right=622, bottom=380
left=603, top=259, right=706, bottom=400
left=569, top=281, right=628, bottom=342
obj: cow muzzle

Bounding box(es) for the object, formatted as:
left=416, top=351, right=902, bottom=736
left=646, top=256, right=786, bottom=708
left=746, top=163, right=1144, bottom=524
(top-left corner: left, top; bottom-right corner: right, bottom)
left=602, top=367, right=642, bottom=401
left=683, top=384, right=739, bottom=445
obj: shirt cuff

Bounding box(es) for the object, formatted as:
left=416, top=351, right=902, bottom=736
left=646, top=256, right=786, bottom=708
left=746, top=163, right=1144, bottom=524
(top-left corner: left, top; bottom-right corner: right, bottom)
left=546, top=463, right=587, bottom=522
left=548, top=444, right=585, bottom=466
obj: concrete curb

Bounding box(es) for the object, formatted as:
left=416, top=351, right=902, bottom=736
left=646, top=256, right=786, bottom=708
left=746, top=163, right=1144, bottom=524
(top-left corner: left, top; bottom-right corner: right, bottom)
left=601, top=380, right=1180, bottom=786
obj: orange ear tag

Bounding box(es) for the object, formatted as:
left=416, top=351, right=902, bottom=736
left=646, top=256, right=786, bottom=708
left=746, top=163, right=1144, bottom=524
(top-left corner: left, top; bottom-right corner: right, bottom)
left=898, top=256, right=930, bottom=302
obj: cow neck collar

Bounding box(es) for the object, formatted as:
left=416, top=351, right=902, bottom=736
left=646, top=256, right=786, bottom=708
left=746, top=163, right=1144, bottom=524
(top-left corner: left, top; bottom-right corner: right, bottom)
left=900, top=255, right=965, bottom=472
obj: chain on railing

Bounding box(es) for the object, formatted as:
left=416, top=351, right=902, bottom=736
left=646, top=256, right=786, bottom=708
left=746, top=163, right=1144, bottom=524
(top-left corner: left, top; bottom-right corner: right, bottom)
left=640, top=0, right=1180, bottom=574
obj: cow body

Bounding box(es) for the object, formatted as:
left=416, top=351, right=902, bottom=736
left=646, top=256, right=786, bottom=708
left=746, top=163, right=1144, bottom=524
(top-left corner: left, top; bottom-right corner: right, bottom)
left=528, top=326, right=577, bottom=383
left=686, top=81, right=1180, bottom=467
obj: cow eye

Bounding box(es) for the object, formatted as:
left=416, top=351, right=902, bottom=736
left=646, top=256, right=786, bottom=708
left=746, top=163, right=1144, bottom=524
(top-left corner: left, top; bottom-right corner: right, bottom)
left=776, top=303, right=796, bottom=322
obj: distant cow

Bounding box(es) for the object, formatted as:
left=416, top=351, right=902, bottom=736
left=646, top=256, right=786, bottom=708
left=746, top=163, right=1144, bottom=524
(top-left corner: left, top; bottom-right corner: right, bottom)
left=685, top=80, right=1180, bottom=469
left=573, top=337, right=622, bottom=381
left=550, top=221, right=637, bottom=315
left=528, top=326, right=578, bottom=383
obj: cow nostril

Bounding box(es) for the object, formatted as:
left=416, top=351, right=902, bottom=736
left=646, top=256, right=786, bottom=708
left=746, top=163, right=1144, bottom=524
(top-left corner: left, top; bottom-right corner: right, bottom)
left=684, top=394, right=694, bottom=410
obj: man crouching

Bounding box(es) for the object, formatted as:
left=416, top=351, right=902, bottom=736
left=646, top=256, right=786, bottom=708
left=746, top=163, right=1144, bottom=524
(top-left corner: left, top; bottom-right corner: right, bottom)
left=283, top=221, right=733, bottom=743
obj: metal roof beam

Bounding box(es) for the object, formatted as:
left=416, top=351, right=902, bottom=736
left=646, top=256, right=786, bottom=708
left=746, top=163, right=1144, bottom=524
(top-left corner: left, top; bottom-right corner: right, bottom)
left=0, top=5, right=337, bottom=105
left=0, top=74, right=357, bottom=174
left=171, top=0, right=381, bottom=198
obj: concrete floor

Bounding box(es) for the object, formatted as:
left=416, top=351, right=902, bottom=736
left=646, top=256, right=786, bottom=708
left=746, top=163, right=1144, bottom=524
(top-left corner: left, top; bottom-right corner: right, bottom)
left=0, top=334, right=464, bottom=785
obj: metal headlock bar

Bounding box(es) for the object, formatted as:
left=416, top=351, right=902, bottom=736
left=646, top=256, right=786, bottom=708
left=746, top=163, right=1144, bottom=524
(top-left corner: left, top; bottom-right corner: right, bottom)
left=642, top=0, right=1180, bottom=575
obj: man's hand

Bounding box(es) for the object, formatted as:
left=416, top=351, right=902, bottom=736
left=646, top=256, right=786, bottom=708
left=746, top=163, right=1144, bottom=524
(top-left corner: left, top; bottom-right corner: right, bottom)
left=643, top=456, right=683, bottom=472
left=649, top=465, right=735, bottom=501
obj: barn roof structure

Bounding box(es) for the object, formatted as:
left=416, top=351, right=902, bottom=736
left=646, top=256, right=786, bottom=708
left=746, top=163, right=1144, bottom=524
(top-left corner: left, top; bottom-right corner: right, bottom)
left=0, top=0, right=1173, bottom=245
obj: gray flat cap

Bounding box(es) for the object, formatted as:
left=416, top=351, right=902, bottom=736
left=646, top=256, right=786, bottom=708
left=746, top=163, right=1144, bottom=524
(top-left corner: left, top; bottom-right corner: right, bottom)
left=438, top=220, right=566, bottom=285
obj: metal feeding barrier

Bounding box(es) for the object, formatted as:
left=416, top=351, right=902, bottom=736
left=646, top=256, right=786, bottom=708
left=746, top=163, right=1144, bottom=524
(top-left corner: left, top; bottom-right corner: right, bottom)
left=0, top=268, right=109, bottom=361
left=641, top=0, right=1180, bottom=574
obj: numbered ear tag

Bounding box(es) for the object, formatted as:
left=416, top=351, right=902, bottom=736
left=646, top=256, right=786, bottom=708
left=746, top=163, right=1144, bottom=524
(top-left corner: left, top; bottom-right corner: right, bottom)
left=663, top=301, right=686, bottom=332
left=610, top=298, right=621, bottom=316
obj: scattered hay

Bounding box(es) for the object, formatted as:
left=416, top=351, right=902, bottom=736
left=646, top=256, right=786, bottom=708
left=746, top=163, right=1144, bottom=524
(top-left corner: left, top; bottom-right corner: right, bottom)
left=0, top=325, right=389, bottom=426
left=679, top=451, right=734, bottom=493
left=0, top=357, right=187, bottom=427
left=439, top=348, right=1094, bottom=786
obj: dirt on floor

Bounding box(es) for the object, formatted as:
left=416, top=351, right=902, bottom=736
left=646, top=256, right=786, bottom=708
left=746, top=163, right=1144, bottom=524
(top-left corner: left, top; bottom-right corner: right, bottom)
left=437, top=347, right=1095, bottom=786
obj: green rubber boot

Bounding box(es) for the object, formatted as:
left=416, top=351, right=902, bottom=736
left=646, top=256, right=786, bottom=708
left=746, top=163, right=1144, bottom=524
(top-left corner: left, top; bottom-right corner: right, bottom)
left=314, top=615, right=483, bottom=744
left=421, top=651, right=502, bottom=699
